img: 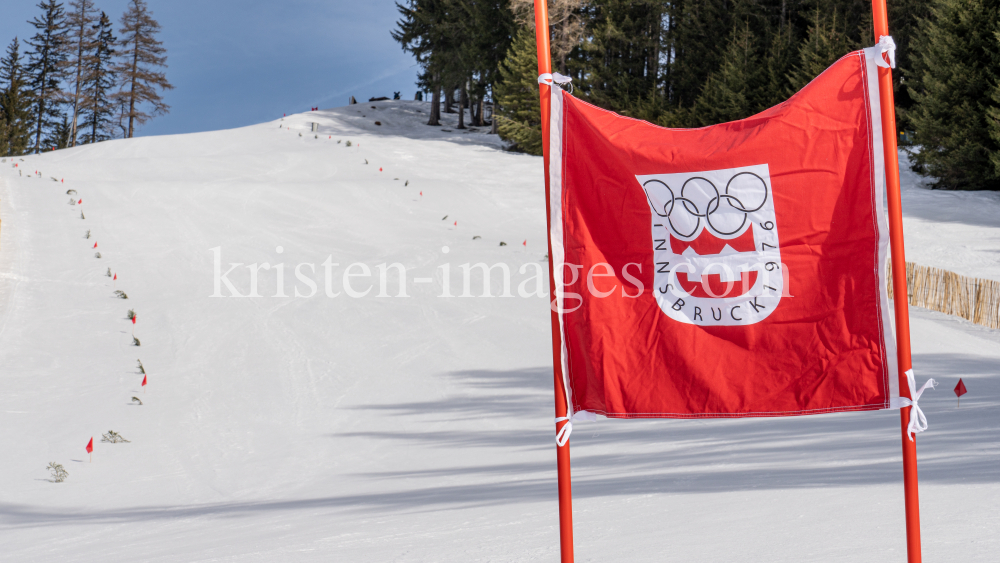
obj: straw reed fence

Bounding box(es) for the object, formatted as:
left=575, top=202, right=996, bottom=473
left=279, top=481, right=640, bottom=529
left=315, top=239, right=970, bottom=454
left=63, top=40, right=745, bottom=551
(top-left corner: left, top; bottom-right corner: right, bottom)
left=887, top=262, right=1000, bottom=330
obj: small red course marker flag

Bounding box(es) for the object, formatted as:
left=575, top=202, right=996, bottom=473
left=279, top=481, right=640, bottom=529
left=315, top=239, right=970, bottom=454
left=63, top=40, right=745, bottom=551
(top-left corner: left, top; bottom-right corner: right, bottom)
left=142, top=374, right=147, bottom=390
left=132, top=315, right=136, bottom=325
left=86, top=437, right=93, bottom=462
left=955, top=378, right=967, bottom=407
left=113, top=273, right=117, bottom=281
left=93, top=242, right=97, bottom=248
left=78, top=199, right=82, bottom=204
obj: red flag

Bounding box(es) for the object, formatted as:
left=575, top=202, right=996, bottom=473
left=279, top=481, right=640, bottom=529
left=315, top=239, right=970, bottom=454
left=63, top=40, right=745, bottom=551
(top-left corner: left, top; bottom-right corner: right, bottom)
left=954, top=379, right=967, bottom=397
left=86, top=437, right=93, bottom=454
left=142, top=374, right=147, bottom=387
left=453, top=221, right=457, bottom=226
left=523, top=240, right=527, bottom=247
left=113, top=273, right=117, bottom=280
left=547, top=46, right=898, bottom=417
left=379, top=167, right=383, bottom=172
left=93, top=242, right=97, bottom=248
left=132, top=315, right=136, bottom=325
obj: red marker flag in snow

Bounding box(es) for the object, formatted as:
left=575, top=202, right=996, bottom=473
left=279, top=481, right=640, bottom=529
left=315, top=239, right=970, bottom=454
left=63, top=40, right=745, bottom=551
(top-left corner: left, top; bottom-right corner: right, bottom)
left=955, top=379, right=967, bottom=397
left=548, top=46, right=902, bottom=417
left=132, top=315, right=136, bottom=325
left=86, top=437, right=93, bottom=454
left=93, top=242, right=97, bottom=248
left=113, top=273, right=117, bottom=281
left=142, top=374, right=147, bottom=387
left=78, top=199, right=82, bottom=204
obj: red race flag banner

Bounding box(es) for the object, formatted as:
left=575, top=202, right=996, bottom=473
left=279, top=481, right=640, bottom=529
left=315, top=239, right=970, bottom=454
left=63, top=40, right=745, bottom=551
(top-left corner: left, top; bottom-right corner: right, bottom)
left=132, top=315, right=136, bottom=325
left=142, top=374, right=147, bottom=387
left=955, top=379, right=967, bottom=397
left=546, top=46, right=905, bottom=419
left=86, top=437, right=93, bottom=454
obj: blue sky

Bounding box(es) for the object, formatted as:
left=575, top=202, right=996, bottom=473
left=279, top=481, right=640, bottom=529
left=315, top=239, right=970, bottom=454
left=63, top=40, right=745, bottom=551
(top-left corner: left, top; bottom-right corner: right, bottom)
left=1, top=0, right=421, bottom=137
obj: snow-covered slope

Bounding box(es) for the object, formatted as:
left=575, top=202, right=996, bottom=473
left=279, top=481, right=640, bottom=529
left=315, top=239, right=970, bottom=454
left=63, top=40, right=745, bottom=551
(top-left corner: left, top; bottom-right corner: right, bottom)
left=899, top=152, right=1000, bottom=280
left=0, top=101, right=997, bottom=562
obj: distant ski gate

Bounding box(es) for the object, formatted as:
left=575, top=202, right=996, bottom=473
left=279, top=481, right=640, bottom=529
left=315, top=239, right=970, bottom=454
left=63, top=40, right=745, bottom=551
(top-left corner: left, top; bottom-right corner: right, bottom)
left=531, top=1, right=934, bottom=562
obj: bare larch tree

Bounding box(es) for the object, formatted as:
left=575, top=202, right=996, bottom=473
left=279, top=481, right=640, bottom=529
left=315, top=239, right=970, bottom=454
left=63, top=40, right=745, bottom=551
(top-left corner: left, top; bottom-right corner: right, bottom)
left=63, top=0, right=97, bottom=147
left=509, top=0, right=584, bottom=75
left=113, top=0, right=172, bottom=138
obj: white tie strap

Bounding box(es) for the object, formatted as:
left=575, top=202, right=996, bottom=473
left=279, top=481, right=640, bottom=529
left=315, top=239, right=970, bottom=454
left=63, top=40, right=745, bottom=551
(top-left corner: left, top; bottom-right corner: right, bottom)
left=538, top=72, right=573, bottom=86
left=896, top=369, right=936, bottom=441
left=554, top=411, right=595, bottom=446
left=555, top=416, right=572, bottom=446
left=874, top=35, right=896, bottom=69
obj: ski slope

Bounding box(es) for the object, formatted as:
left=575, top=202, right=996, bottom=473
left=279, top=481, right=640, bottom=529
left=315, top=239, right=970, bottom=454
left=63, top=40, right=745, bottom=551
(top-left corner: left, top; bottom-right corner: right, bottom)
left=0, top=101, right=997, bottom=562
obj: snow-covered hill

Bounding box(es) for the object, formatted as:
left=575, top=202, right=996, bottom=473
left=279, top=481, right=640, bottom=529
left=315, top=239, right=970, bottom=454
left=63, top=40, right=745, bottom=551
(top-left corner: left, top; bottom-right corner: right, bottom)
left=0, top=101, right=997, bottom=562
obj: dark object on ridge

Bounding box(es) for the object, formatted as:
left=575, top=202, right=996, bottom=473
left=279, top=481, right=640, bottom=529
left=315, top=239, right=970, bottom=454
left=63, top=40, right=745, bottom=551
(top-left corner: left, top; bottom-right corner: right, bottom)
left=349, top=96, right=357, bottom=105
left=369, top=96, right=390, bottom=102
left=393, top=92, right=400, bottom=100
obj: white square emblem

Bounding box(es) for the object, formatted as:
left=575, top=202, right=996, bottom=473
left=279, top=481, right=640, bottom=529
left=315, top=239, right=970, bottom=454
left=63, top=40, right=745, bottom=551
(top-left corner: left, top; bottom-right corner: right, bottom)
left=636, top=164, right=783, bottom=326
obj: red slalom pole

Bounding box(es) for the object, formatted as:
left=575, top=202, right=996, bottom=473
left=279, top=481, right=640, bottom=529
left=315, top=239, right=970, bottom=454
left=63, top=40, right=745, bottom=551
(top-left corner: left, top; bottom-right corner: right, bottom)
left=532, top=1, right=574, bottom=562
left=871, top=2, right=922, bottom=561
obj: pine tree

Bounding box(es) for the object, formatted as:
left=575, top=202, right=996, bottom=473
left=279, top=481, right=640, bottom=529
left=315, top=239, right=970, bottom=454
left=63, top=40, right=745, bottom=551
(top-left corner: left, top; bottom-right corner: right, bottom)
left=495, top=27, right=543, bottom=154
left=0, top=38, right=33, bottom=156
left=581, top=0, right=665, bottom=114
left=690, top=21, right=766, bottom=126
left=667, top=0, right=734, bottom=107
left=393, top=0, right=446, bottom=126
left=113, top=0, right=172, bottom=138
left=763, top=21, right=797, bottom=108
left=991, top=77, right=1000, bottom=177
left=44, top=114, right=71, bottom=149
left=63, top=0, right=97, bottom=147
left=908, top=0, right=1000, bottom=190
left=787, top=8, right=854, bottom=95
left=393, top=0, right=513, bottom=130
left=79, top=12, right=116, bottom=144
left=25, top=0, right=69, bottom=154
left=888, top=0, right=934, bottom=124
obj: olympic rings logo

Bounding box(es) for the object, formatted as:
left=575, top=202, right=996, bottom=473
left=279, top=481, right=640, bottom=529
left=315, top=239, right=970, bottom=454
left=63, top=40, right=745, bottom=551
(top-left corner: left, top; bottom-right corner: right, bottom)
left=643, top=172, right=770, bottom=238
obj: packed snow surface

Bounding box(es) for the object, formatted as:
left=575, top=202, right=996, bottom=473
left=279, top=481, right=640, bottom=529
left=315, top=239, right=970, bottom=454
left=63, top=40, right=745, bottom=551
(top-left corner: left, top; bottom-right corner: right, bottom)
left=0, top=101, right=997, bottom=562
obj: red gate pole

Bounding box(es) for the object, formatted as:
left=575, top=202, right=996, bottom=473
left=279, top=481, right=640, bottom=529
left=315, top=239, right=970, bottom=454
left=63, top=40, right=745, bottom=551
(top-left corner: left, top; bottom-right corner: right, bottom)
left=533, top=1, right=575, bottom=562
left=871, top=2, right=922, bottom=561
